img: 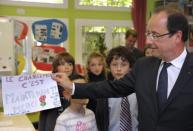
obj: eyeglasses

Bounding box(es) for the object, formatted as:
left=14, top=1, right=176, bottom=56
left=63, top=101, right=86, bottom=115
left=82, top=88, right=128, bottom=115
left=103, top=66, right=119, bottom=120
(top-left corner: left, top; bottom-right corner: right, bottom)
left=146, top=31, right=172, bottom=40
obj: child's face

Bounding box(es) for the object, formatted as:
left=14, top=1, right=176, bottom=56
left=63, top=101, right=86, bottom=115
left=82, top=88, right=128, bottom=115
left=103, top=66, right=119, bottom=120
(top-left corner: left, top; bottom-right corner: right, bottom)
left=145, top=48, right=153, bottom=56
left=57, top=61, right=73, bottom=76
left=88, top=57, right=104, bottom=75
left=110, top=57, right=130, bottom=80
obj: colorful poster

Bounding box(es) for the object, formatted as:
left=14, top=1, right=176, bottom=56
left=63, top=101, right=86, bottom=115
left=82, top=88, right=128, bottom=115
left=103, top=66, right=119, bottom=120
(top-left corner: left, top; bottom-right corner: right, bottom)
left=32, top=19, right=67, bottom=44
left=14, top=20, right=28, bottom=47
left=32, top=45, right=65, bottom=71
left=2, top=74, right=61, bottom=116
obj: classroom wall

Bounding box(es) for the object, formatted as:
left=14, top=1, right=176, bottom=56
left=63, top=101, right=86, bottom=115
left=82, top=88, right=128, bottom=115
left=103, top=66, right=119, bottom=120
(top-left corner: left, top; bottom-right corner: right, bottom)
left=0, top=0, right=154, bottom=56
left=0, top=1, right=155, bottom=121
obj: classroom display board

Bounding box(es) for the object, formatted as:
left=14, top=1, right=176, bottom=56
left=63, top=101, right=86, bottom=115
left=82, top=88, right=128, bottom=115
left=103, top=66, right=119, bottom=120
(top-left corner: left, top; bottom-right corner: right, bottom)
left=31, top=19, right=68, bottom=71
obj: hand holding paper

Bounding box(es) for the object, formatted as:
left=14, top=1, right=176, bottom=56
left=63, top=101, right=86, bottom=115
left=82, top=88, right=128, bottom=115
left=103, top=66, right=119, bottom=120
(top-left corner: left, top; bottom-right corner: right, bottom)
left=2, top=74, right=61, bottom=116
left=52, top=73, right=73, bottom=98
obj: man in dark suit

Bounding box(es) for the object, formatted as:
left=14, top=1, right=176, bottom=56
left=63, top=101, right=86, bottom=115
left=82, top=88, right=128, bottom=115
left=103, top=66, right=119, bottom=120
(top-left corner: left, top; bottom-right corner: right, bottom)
left=125, top=29, right=144, bottom=62
left=53, top=6, right=193, bottom=131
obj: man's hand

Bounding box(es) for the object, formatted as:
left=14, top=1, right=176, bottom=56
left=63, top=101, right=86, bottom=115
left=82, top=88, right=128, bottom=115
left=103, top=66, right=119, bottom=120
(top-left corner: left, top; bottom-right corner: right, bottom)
left=52, top=73, right=73, bottom=99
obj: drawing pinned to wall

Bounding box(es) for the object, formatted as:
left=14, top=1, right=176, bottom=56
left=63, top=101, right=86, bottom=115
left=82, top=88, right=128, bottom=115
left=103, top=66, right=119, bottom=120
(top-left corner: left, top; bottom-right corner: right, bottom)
left=14, top=20, right=28, bottom=47
left=32, top=19, right=68, bottom=45
left=32, top=45, right=65, bottom=71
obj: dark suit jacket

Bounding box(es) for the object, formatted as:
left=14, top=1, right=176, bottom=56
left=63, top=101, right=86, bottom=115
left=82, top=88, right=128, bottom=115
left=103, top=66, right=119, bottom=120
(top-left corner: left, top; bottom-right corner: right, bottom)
left=130, top=47, right=144, bottom=62
left=74, top=52, right=193, bottom=131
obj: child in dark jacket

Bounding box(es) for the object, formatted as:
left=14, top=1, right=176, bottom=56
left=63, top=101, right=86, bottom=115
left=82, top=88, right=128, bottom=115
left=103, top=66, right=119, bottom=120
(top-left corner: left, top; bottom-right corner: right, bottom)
left=86, top=52, right=106, bottom=114
left=38, top=52, right=83, bottom=131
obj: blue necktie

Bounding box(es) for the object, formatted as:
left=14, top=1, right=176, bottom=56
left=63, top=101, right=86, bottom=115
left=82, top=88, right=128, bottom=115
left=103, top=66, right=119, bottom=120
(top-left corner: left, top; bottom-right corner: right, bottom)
left=157, top=62, right=171, bottom=111
left=120, top=97, right=132, bottom=131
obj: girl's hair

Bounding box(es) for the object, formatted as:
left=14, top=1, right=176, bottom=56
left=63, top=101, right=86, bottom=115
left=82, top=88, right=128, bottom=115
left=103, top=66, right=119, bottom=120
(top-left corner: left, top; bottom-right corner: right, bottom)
left=106, top=46, right=135, bottom=68
left=86, top=52, right=106, bottom=71
left=52, top=52, right=75, bottom=74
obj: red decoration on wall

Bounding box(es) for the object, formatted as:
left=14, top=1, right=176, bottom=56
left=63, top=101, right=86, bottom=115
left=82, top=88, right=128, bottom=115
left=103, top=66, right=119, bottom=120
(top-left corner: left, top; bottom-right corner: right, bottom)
left=32, top=45, right=65, bottom=71
left=14, top=20, right=28, bottom=47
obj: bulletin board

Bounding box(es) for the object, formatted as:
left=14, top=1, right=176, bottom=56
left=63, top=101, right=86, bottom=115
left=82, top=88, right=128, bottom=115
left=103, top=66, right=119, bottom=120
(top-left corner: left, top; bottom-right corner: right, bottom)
left=11, top=16, right=69, bottom=74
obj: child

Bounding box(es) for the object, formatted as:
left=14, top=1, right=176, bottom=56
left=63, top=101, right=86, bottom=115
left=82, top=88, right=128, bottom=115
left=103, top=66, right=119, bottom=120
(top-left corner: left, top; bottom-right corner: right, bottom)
left=54, top=78, right=98, bottom=131
left=39, top=52, right=83, bottom=131
left=144, top=44, right=160, bottom=58
left=144, top=44, right=153, bottom=57
left=96, top=46, right=138, bottom=131
left=86, top=52, right=106, bottom=113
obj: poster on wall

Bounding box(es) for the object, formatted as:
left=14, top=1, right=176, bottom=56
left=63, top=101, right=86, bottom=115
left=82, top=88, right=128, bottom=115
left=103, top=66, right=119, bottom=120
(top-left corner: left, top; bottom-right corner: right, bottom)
left=14, top=20, right=29, bottom=74
left=14, top=20, right=28, bottom=47
left=32, top=19, right=68, bottom=45
left=2, top=73, right=61, bottom=116
left=32, top=45, right=65, bottom=71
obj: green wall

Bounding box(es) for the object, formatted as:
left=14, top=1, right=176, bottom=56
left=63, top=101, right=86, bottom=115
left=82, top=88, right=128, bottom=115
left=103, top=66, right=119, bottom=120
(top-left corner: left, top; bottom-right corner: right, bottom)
left=0, top=0, right=154, bottom=56
left=0, top=0, right=154, bottom=123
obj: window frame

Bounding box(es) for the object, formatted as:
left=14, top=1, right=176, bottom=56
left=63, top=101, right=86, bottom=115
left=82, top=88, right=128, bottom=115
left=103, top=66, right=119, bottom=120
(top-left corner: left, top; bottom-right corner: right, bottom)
left=75, top=0, right=132, bottom=11
left=0, top=0, right=68, bottom=8
left=75, top=19, right=133, bottom=65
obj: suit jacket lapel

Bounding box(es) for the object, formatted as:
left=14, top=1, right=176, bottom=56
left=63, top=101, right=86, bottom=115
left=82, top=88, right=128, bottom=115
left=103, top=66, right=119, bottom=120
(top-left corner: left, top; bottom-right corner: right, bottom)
left=150, top=59, right=161, bottom=115
left=160, top=53, right=193, bottom=113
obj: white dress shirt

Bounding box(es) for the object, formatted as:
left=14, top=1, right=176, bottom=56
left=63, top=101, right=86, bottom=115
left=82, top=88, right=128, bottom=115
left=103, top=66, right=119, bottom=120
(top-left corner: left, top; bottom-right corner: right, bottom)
left=108, top=93, right=138, bottom=131
left=156, top=48, right=187, bottom=98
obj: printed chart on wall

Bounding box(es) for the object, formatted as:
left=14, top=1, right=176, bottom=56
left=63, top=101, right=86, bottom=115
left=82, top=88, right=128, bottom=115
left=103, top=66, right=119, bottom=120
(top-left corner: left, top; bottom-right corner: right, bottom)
left=1, top=74, right=61, bottom=116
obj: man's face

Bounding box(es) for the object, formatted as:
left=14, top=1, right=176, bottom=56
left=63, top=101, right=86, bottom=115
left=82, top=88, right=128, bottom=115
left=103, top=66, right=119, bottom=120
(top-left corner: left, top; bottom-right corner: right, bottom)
left=146, top=11, right=178, bottom=60
left=125, top=35, right=137, bottom=48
